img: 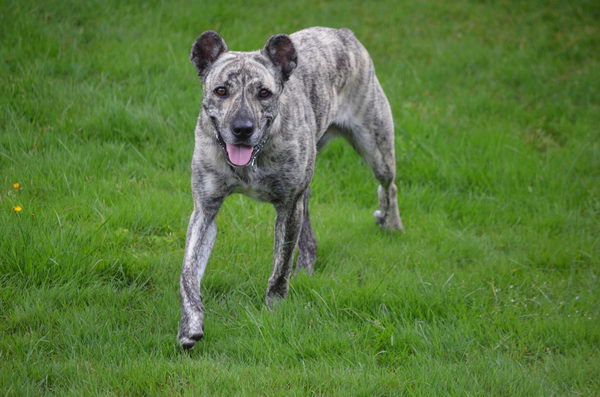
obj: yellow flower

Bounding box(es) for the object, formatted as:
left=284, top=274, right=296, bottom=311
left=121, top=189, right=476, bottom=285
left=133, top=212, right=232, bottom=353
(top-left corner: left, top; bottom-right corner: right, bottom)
left=13, top=205, right=22, bottom=212
left=13, top=183, right=20, bottom=190
left=123, top=228, right=129, bottom=232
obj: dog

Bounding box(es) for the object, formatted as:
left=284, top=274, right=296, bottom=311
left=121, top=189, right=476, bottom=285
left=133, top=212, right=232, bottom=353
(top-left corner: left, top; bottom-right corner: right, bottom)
left=178, top=27, right=404, bottom=349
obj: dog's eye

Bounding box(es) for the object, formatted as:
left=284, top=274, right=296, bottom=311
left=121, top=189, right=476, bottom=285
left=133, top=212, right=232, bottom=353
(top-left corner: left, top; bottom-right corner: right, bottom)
left=214, top=86, right=227, bottom=97
left=258, top=89, right=271, bottom=99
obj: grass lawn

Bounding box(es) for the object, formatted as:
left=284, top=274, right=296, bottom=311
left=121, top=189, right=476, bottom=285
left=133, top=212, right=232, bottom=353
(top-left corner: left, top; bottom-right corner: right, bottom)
left=1, top=0, right=599, bottom=395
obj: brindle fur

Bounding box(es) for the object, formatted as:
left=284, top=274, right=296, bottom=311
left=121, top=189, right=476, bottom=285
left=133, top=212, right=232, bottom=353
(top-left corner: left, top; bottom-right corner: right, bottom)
left=179, top=27, right=403, bottom=349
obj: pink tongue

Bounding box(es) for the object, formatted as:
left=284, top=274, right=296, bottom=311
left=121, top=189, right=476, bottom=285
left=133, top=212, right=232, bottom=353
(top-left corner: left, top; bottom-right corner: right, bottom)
left=226, top=144, right=254, bottom=166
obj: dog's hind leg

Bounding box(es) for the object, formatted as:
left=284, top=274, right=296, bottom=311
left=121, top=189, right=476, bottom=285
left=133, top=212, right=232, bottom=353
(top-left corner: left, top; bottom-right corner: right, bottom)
left=339, top=87, right=404, bottom=231
left=296, top=187, right=317, bottom=274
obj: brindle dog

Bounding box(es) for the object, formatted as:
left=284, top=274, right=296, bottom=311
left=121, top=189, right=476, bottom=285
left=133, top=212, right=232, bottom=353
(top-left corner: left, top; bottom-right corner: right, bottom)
left=179, top=27, right=403, bottom=349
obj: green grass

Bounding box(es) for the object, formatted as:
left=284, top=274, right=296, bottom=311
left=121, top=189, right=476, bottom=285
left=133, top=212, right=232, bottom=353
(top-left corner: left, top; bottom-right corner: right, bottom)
left=1, top=0, right=599, bottom=395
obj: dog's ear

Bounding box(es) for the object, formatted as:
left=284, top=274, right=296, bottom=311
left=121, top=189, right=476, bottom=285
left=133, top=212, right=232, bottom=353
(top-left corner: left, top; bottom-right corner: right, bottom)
left=262, top=34, right=297, bottom=81
left=190, top=31, right=228, bottom=78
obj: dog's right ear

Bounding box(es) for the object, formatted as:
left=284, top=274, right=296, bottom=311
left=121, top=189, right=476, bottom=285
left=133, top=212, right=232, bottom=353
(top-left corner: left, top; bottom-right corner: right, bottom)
left=190, top=31, right=228, bottom=78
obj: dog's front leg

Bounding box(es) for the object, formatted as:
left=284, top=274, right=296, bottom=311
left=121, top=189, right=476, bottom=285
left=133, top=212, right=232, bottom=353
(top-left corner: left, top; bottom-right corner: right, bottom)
left=178, top=201, right=222, bottom=349
left=266, top=194, right=304, bottom=307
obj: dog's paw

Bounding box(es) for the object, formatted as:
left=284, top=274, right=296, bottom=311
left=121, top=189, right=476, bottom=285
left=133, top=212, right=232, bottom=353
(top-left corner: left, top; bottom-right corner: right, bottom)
left=178, top=315, right=205, bottom=350
left=373, top=209, right=404, bottom=231
left=265, top=291, right=286, bottom=310
left=373, top=209, right=384, bottom=222
left=179, top=332, right=204, bottom=350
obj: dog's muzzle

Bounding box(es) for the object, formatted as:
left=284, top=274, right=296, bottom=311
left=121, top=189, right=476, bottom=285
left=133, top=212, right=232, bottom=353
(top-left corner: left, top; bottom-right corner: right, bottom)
left=209, top=115, right=273, bottom=167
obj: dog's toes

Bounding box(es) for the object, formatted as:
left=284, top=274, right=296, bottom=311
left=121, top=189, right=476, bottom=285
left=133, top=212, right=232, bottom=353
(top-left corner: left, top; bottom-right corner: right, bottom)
left=373, top=209, right=385, bottom=227
left=179, top=332, right=204, bottom=350
left=265, top=292, right=285, bottom=309
left=265, top=295, right=277, bottom=310
left=178, top=320, right=205, bottom=350
left=373, top=209, right=404, bottom=231
left=373, top=209, right=383, bottom=219
left=180, top=337, right=196, bottom=350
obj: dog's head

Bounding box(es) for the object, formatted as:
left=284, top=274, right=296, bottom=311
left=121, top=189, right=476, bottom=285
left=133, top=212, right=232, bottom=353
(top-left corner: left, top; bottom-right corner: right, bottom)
left=190, top=31, right=297, bottom=167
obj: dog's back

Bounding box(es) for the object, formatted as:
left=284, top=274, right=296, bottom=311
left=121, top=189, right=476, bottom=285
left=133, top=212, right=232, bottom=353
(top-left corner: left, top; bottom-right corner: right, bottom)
left=286, top=27, right=375, bottom=136
left=290, top=27, right=368, bottom=89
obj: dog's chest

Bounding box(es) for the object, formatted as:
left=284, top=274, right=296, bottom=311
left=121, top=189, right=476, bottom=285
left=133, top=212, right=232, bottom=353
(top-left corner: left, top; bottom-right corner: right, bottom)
left=233, top=182, right=273, bottom=202
left=228, top=167, right=287, bottom=203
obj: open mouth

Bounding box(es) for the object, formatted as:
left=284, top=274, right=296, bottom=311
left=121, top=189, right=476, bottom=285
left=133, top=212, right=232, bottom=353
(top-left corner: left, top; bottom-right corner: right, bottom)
left=209, top=114, right=271, bottom=168
left=225, top=144, right=254, bottom=166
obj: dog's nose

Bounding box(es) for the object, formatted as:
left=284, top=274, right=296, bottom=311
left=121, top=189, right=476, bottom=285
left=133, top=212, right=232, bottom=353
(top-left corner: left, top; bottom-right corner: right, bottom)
left=232, top=118, right=254, bottom=138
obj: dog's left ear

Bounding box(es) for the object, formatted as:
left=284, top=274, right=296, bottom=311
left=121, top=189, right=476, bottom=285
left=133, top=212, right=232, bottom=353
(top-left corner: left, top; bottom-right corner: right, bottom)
left=262, top=34, right=297, bottom=81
